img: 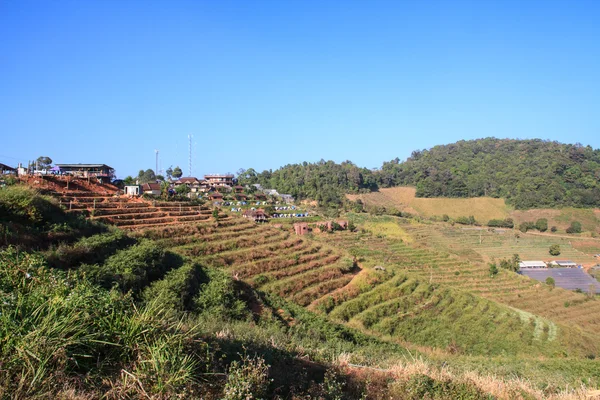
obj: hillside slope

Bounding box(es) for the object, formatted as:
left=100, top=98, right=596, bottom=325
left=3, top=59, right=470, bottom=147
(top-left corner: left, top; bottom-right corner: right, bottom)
left=378, top=138, right=600, bottom=209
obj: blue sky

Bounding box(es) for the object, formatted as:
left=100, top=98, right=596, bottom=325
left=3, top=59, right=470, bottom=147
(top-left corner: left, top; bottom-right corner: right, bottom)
left=1, top=1, right=599, bottom=178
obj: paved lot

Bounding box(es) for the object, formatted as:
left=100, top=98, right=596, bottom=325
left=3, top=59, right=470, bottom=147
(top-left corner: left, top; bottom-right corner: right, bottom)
left=520, top=268, right=600, bottom=291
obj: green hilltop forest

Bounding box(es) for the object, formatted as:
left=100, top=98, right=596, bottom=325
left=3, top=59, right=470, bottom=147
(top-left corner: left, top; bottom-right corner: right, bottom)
left=239, top=138, right=600, bottom=209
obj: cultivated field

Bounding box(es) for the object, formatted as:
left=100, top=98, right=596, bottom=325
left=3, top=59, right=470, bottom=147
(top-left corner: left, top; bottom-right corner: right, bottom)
left=347, top=187, right=510, bottom=221
left=348, top=187, right=600, bottom=235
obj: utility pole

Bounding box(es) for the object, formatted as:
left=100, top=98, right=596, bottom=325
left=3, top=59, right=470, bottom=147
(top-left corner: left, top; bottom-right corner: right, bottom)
left=155, top=149, right=159, bottom=176
left=188, top=134, right=193, bottom=177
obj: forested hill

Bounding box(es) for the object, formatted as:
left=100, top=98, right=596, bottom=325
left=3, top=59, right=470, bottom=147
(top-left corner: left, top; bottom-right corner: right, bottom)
left=378, top=138, right=600, bottom=209
left=238, top=138, right=600, bottom=209
left=237, top=161, right=378, bottom=206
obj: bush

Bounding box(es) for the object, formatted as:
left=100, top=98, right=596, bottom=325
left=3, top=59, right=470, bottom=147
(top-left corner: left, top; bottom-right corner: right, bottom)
left=566, top=221, right=582, bottom=234
left=142, top=262, right=207, bottom=312
left=546, top=277, right=555, bottom=287
left=47, top=230, right=136, bottom=269
left=0, top=246, right=204, bottom=397
left=223, top=354, right=270, bottom=400
left=551, top=226, right=557, bottom=232
left=455, top=216, right=476, bottom=226
left=535, top=218, right=548, bottom=232
left=194, top=268, right=248, bottom=320
left=549, top=244, right=561, bottom=256
left=519, top=221, right=535, bottom=233
left=80, top=240, right=183, bottom=295
left=487, top=218, right=514, bottom=228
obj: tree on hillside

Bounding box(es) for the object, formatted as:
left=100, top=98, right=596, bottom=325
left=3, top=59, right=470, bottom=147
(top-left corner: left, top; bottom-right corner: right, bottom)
left=489, top=262, right=498, bottom=277
left=137, top=169, right=156, bottom=184
left=546, top=277, right=555, bottom=288
left=566, top=221, right=582, bottom=234
left=172, top=166, right=183, bottom=179
left=36, top=156, right=52, bottom=168
left=535, top=218, right=548, bottom=232
left=549, top=244, right=561, bottom=256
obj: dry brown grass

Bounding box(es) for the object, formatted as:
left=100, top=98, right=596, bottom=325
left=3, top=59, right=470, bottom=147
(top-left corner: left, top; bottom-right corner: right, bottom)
left=348, top=187, right=509, bottom=222
left=510, top=208, right=600, bottom=232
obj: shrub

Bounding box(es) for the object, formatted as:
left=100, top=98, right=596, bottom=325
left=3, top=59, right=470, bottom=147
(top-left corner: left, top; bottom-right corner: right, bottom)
left=47, top=230, right=136, bottom=269
left=194, top=268, right=248, bottom=320
left=551, top=226, right=557, bottom=232
left=488, top=262, right=498, bottom=277
left=80, top=240, right=183, bottom=295
left=535, top=218, right=548, bottom=232
left=549, top=244, right=561, bottom=256
left=566, top=221, right=582, bottom=234
left=455, top=216, right=476, bottom=226
left=142, top=262, right=207, bottom=312
left=546, top=277, right=555, bottom=288
left=487, top=218, right=514, bottom=228
left=223, top=354, right=270, bottom=400
left=519, top=221, right=535, bottom=233
left=0, top=246, right=205, bottom=397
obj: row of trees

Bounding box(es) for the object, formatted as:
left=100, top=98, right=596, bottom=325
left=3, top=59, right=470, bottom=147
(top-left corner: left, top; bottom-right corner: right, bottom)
left=238, top=138, right=600, bottom=209
left=122, top=166, right=184, bottom=185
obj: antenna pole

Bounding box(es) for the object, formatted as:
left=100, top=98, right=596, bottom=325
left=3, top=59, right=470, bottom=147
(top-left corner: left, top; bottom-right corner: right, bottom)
left=188, top=134, right=192, bottom=177
left=155, top=149, right=159, bottom=177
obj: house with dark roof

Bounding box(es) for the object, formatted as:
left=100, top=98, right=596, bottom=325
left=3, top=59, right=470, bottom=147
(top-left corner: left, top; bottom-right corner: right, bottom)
left=243, top=209, right=267, bottom=222
left=208, top=192, right=223, bottom=201
left=142, top=182, right=162, bottom=196
left=55, top=164, right=114, bottom=179
left=0, top=163, right=16, bottom=174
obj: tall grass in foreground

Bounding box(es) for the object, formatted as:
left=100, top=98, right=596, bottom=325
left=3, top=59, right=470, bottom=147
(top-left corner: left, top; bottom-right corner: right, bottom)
left=0, top=246, right=203, bottom=398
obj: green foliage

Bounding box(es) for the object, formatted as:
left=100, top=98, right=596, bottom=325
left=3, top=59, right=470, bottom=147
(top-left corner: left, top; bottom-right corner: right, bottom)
left=546, top=277, right=556, bottom=287
left=487, top=218, right=514, bottom=228
left=566, top=221, right=582, bottom=234
left=535, top=218, right=548, bottom=232
left=0, top=185, right=64, bottom=228
left=0, top=246, right=204, bottom=397
left=175, top=184, right=190, bottom=195
left=46, top=230, right=135, bottom=269
left=80, top=240, right=182, bottom=295
left=488, top=262, right=499, bottom=277
left=391, top=374, right=491, bottom=400
left=455, top=216, right=477, bottom=225
left=551, top=226, right=558, bottom=232
left=549, top=244, right=561, bottom=256
left=378, top=138, right=600, bottom=209
left=142, top=262, right=207, bottom=312
left=36, top=156, right=52, bottom=168
left=194, top=268, right=248, bottom=320
left=172, top=166, right=183, bottom=179
left=223, top=354, right=270, bottom=400
left=498, top=254, right=520, bottom=272
left=138, top=168, right=156, bottom=184
left=519, top=221, right=535, bottom=233
left=238, top=160, right=379, bottom=207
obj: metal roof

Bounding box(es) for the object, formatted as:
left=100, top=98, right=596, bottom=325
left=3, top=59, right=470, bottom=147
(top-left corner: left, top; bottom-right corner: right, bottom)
left=55, top=163, right=113, bottom=169
left=519, top=261, right=547, bottom=268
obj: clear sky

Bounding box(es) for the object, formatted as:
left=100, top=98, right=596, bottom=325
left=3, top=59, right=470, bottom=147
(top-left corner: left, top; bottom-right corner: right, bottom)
left=1, top=1, right=599, bottom=178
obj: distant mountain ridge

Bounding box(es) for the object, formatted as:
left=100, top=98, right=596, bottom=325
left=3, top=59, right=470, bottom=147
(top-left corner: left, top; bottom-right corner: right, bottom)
left=240, top=138, right=600, bottom=209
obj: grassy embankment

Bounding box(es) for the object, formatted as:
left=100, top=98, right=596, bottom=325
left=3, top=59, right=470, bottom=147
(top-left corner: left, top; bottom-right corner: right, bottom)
left=3, top=184, right=600, bottom=398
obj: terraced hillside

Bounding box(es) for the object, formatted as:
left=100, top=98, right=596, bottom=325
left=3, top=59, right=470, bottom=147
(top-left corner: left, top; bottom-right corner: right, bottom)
left=142, top=220, right=360, bottom=308
left=327, top=216, right=600, bottom=339
left=37, top=177, right=600, bottom=359
left=406, top=224, right=598, bottom=265
left=130, top=213, right=598, bottom=359
left=29, top=175, right=227, bottom=229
